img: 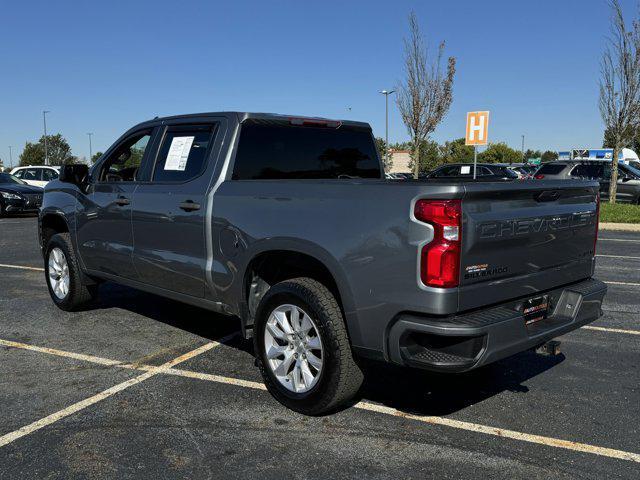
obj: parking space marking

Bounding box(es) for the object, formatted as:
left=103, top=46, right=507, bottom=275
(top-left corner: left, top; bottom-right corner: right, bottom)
left=0, top=341, right=219, bottom=449
left=1, top=338, right=639, bottom=463
left=0, top=339, right=124, bottom=366
left=582, top=326, right=640, bottom=335
left=0, top=263, right=44, bottom=272
left=597, top=254, right=640, bottom=260
left=355, top=402, right=640, bottom=463
left=598, top=238, right=640, bottom=243
left=604, top=280, right=640, bottom=286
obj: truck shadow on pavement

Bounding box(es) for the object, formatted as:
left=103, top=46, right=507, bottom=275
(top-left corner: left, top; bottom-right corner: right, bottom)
left=92, top=282, right=565, bottom=417
left=355, top=352, right=564, bottom=416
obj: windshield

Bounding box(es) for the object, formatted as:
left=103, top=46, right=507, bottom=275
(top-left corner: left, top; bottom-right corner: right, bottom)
left=0, top=173, right=26, bottom=185
left=624, top=163, right=640, bottom=178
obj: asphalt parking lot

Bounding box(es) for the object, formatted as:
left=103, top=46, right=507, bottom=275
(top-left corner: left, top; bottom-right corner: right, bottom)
left=0, top=216, right=638, bottom=479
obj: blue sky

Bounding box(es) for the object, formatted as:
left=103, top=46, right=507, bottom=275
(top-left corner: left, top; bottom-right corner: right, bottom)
left=0, top=0, right=631, bottom=165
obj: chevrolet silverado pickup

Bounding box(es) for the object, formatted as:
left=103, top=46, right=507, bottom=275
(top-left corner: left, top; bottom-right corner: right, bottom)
left=39, top=112, right=606, bottom=414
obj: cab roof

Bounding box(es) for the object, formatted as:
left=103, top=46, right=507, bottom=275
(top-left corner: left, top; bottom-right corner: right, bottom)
left=135, top=112, right=371, bottom=130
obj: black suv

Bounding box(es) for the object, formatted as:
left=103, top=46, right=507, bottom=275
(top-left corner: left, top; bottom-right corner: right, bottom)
left=534, top=160, right=640, bottom=203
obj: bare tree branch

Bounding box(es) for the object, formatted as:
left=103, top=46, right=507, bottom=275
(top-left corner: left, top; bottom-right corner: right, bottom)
left=396, top=12, right=456, bottom=178
left=600, top=0, right=640, bottom=202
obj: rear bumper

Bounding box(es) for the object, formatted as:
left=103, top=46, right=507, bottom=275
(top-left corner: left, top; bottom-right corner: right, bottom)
left=387, top=278, right=606, bottom=372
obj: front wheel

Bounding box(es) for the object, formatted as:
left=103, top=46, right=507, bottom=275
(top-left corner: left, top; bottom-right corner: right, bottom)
left=45, top=233, right=98, bottom=311
left=254, top=278, right=363, bottom=415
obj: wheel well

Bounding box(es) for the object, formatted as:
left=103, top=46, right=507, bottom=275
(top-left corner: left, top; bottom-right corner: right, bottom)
left=41, top=214, right=69, bottom=248
left=244, top=250, right=343, bottom=327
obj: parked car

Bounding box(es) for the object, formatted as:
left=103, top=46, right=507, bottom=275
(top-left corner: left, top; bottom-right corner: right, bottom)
left=425, top=163, right=519, bottom=180
left=533, top=160, right=640, bottom=203
left=0, top=173, right=44, bottom=216
left=510, top=164, right=538, bottom=179
left=39, top=112, right=606, bottom=414
left=10, top=166, right=61, bottom=187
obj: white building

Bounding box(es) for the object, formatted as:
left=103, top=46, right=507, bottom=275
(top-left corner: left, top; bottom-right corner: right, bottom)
left=388, top=149, right=412, bottom=174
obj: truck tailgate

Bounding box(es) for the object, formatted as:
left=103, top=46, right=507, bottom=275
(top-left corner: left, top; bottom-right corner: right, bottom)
left=458, top=180, right=599, bottom=311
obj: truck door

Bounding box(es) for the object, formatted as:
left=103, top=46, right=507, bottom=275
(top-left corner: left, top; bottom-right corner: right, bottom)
left=616, top=164, right=640, bottom=202
left=76, top=129, right=157, bottom=278
left=131, top=122, right=222, bottom=298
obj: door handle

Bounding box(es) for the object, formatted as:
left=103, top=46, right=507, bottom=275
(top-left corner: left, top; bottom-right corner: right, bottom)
left=179, top=200, right=201, bottom=211
left=115, top=196, right=130, bottom=206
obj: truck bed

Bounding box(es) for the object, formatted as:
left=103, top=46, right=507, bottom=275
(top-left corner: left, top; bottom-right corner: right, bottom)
left=211, top=177, right=600, bottom=357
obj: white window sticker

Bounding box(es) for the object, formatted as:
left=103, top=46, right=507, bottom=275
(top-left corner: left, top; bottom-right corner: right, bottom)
left=164, top=136, right=195, bottom=171
left=460, top=165, right=471, bottom=174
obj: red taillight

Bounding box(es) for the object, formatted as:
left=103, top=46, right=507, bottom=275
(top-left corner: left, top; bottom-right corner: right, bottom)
left=414, top=199, right=462, bottom=288
left=594, top=192, right=600, bottom=256
left=534, top=174, right=545, bottom=180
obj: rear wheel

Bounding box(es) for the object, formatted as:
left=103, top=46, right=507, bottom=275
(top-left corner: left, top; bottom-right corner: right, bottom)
left=45, top=233, right=98, bottom=311
left=254, top=278, right=363, bottom=415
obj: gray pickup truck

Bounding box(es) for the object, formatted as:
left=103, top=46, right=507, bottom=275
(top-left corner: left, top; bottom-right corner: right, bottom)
left=39, top=112, right=606, bottom=414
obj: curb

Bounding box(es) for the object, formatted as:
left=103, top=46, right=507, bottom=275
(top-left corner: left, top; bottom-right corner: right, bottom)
left=599, top=222, right=640, bottom=232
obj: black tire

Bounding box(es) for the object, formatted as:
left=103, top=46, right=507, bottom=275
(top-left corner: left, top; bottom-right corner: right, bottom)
left=44, top=232, right=98, bottom=311
left=253, top=277, right=363, bottom=415
left=0, top=200, right=5, bottom=218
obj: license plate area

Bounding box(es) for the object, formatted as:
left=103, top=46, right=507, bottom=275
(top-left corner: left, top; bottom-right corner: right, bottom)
left=522, top=295, right=549, bottom=325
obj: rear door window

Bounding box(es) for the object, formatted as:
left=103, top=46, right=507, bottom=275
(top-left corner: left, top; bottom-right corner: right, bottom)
left=41, top=169, right=59, bottom=181
left=22, top=168, right=42, bottom=181
left=537, top=163, right=567, bottom=175
left=571, top=164, right=604, bottom=179
left=152, top=125, right=217, bottom=183
left=232, top=123, right=381, bottom=180
left=434, top=166, right=460, bottom=177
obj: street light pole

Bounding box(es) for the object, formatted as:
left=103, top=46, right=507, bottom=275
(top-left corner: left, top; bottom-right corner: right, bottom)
left=521, top=134, right=525, bottom=164
left=8, top=146, right=13, bottom=169
left=87, top=133, right=93, bottom=162
left=379, top=90, right=395, bottom=169
left=43, top=110, right=50, bottom=166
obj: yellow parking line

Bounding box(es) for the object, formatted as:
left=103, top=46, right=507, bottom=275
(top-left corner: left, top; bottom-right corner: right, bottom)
left=0, top=341, right=219, bottom=449
left=1, top=337, right=639, bottom=463
left=0, top=263, right=44, bottom=272
left=582, top=326, right=640, bottom=335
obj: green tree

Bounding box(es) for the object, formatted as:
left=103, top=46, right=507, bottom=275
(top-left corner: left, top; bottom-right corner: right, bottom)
left=478, top=142, right=522, bottom=164
left=19, top=141, right=45, bottom=166
left=375, top=137, right=392, bottom=171
left=599, top=0, right=640, bottom=203
left=541, top=150, right=558, bottom=162
left=523, top=149, right=542, bottom=161
left=440, top=138, right=474, bottom=164
left=91, top=151, right=104, bottom=163
left=396, top=12, right=456, bottom=178
left=19, top=134, right=75, bottom=166
left=408, top=139, right=441, bottom=173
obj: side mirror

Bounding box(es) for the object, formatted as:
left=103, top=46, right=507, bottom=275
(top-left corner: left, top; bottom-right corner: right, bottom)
left=59, top=164, right=89, bottom=189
